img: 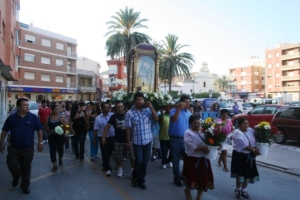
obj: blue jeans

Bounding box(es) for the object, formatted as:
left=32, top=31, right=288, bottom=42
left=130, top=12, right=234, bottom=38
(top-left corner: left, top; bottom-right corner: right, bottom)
left=132, top=142, right=151, bottom=183
left=88, top=130, right=98, bottom=158
left=169, top=138, right=185, bottom=182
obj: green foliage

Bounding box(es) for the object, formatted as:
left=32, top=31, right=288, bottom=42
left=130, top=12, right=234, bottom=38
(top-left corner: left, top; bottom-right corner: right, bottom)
left=214, top=75, right=229, bottom=92
left=193, top=92, right=221, bottom=98
left=169, top=90, right=180, bottom=99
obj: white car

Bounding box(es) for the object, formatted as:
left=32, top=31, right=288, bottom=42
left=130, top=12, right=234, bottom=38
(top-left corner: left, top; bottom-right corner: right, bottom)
left=11, top=101, right=39, bottom=116
left=237, top=102, right=253, bottom=114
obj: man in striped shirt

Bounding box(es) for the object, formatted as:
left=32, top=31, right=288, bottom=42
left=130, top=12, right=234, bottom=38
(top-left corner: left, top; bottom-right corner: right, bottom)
left=125, top=92, right=158, bottom=189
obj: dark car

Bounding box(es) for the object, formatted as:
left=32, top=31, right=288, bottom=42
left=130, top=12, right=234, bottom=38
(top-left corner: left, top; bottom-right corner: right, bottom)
left=271, top=106, right=300, bottom=144
left=231, top=104, right=285, bottom=129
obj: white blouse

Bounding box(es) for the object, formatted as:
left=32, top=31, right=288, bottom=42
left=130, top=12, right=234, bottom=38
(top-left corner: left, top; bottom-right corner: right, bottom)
left=232, top=128, right=255, bottom=154
left=184, top=129, right=206, bottom=157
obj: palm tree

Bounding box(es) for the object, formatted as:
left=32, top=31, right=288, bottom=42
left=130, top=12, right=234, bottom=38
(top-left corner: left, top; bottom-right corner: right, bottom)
left=214, top=75, right=229, bottom=92
left=105, top=7, right=151, bottom=60
left=159, top=34, right=194, bottom=94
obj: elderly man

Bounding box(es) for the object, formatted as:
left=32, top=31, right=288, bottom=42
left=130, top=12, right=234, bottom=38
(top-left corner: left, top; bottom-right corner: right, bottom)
left=0, top=98, right=43, bottom=194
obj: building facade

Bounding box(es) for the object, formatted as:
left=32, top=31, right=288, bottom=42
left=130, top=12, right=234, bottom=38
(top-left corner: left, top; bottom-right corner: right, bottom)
left=228, top=57, right=265, bottom=99
left=76, top=57, right=101, bottom=101
left=7, top=22, right=78, bottom=105
left=106, top=58, right=127, bottom=97
left=265, top=43, right=300, bottom=101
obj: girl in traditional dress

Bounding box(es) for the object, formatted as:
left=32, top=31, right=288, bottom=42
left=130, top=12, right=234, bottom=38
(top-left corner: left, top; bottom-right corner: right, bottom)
left=182, top=115, right=214, bottom=200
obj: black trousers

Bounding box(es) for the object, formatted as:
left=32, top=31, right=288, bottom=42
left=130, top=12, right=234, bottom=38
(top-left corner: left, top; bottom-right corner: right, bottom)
left=48, top=134, right=65, bottom=163
left=99, top=137, right=115, bottom=171
left=6, top=145, right=34, bottom=188
left=160, top=140, right=172, bottom=165
left=74, top=132, right=86, bottom=160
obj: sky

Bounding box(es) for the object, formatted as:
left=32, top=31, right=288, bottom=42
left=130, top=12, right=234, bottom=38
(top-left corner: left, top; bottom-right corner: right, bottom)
left=19, top=0, right=300, bottom=75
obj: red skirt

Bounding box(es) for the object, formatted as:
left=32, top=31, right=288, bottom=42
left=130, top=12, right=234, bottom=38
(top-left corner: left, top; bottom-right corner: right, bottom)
left=182, top=155, right=214, bottom=191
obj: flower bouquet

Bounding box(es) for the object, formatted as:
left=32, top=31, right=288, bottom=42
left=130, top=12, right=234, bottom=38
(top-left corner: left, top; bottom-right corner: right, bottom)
left=200, top=118, right=227, bottom=160
left=254, top=121, right=273, bottom=156
left=111, top=89, right=133, bottom=105
left=143, top=91, right=173, bottom=110
left=54, top=124, right=73, bottom=137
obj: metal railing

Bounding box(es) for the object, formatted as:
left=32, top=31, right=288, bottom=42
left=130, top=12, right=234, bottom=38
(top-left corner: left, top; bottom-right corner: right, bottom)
left=66, top=66, right=77, bottom=74
left=67, top=83, right=77, bottom=88
left=67, top=52, right=77, bottom=59
left=281, top=75, right=300, bottom=81
left=281, top=52, right=300, bottom=60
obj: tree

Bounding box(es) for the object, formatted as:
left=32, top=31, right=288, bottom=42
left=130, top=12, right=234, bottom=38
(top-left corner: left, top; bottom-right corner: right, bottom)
left=214, top=75, right=229, bottom=92
left=105, top=7, right=151, bottom=60
left=159, top=34, right=194, bottom=94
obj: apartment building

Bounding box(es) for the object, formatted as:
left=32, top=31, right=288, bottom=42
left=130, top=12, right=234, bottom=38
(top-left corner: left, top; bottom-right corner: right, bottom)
left=76, top=57, right=101, bottom=101
left=106, top=58, right=127, bottom=97
left=7, top=22, right=78, bottom=105
left=228, top=57, right=264, bottom=99
left=265, top=43, right=300, bottom=101
left=0, top=0, right=20, bottom=116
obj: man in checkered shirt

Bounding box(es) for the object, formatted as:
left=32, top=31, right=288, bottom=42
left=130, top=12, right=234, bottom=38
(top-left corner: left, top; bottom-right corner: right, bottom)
left=125, top=92, right=158, bottom=190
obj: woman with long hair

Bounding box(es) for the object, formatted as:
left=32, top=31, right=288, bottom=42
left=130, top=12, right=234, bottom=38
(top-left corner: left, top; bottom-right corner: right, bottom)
left=88, top=103, right=101, bottom=161
left=231, top=118, right=260, bottom=199
left=69, top=104, right=89, bottom=162
left=44, top=104, right=67, bottom=172
left=216, top=109, right=234, bottom=172
left=182, top=115, right=214, bottom=200
left=64, top=101, right=72, bottom=151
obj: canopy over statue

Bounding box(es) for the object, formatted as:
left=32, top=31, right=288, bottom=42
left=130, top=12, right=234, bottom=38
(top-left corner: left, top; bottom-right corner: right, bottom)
left=127, top=43, right=159, bottom=93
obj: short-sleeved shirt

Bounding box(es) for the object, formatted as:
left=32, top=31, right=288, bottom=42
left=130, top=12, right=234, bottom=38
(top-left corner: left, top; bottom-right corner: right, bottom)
left=159, top=114, right=170, bottom=141
left=168, top=108, right=191, bottom=137
left=108, top=113, right=126, bottom=143
left=94, top=112, right=115, bottom=137
left=125, top=106, right=152, bottom=145
left=38, top=107, right=51, bottom=123
left=2, top=112, right=42, bottom=150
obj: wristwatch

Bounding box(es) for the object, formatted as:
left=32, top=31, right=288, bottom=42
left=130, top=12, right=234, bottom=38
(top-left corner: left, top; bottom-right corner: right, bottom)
left=39, top=142, right=43, bottom=145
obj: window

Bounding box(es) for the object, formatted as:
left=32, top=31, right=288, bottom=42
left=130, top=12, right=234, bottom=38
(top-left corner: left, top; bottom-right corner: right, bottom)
left=109, top=65, right=118, bottom=74
left=264, top=106, right=278, bottom=114
left=275, top=52, right=280, bottom=57
left=275, top=108, right=300, bottom=119
left=267, top=74, right=272, bottom=78
left=251, top=107, right=265, bottom=114
left=24, top=72, right=35, bottom=80
left=56, top=59, right=64, bottom=66
left=276, top=73, right=280, bottom=77
left=25, top=34, right=36, bottom=43
left=203, top=82, right=206, bottom=87
left=268, top=84, right=272, bottom=88
left=56, top=42, right=64, bottom=50
left=24, top=53, right=35, bottom=62
left=41, top=56, right=50, bottom=64
left=267, top=54, right=272, bottom=58
left=56, top=75, right=63, bottom=83
left=275, top=63, right=280, bottom=67
left=41, top=39, right=51, bottom=47
left=275, top=84, right=280, bottom=87
left=41, top=74, right=50, bottom=81
left=288, top=61, right=294, bottom=66
left=267, top=64, right=272, bottom=68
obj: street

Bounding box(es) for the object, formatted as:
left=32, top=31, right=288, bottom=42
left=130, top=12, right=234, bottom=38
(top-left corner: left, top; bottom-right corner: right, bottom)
left=0, top=132, right=300, bottom=200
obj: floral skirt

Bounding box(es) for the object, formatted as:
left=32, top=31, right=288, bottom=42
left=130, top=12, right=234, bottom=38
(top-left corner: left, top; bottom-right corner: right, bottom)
left=182, top=155, right=214, bottom=191
left=230, top=150, right=260, bottom=183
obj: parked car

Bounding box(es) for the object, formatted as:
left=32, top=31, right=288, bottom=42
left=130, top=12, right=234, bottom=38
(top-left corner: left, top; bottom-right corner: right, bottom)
left=231, top=104, right=285, bottom=129
left=219, top=103, right=235, bottom=117
left=289, top=101, right=300, bottom=106
left=11, top=101, right=39, bottom=116
left=238, top=102, right=253, bottom=114
left=271, top=106, right=300, bottom=144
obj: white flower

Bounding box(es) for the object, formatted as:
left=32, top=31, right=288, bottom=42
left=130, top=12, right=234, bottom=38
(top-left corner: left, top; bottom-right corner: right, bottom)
left=154, top=92, right=158, bottom=99
left=144, top=93, right=148, bottom=98
left=254, top=125, right=259, bottom=129
left=264, top=125, right=271, bottom=130
left=55, top=126, right=64, bottom=135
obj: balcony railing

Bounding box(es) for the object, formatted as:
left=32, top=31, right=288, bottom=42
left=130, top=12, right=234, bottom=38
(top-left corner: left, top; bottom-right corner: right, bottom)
left=78, top=84, right=96, bottom=92
left=281, top=75, right=300, bottom=81
left=77, top=69, right=95, bottom=77
left=281, top=86, right=300, bottom=91
left=67, top=66, right=77, bottom=74
left=67, top=52, right=77, bottom=59
left=281, top=64, right=300, bottom=71
left=281, top=52, right=300, bottom=60
left=254, top=72, right=259, bottom=76
left=67, top=83, right=77, bottom=88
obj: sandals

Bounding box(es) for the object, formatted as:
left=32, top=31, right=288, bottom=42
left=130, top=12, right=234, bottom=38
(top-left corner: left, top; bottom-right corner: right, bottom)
left=223, top=167, right=229, bottom=172
left=59, top=160, right=63, bottom=166
left=241, top=191, right=251, bottom=199
left=51, top=166, right=58, bottom=172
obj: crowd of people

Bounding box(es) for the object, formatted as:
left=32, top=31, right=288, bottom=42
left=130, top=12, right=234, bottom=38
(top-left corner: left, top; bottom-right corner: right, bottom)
left=0, top=94, right=261, bottom=199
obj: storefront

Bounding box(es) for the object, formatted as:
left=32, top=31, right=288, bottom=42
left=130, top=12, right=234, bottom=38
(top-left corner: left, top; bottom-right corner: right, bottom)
left=7, top=86, right=78, bottom=105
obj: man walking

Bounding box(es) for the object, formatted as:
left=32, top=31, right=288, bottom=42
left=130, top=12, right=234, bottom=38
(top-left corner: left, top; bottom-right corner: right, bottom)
left=233, top=102, right=239, bottom=115
left=168, top=95, right=191, bottom=187
left=125, top=92, right=158, bottom=189
left=38, top=100, right=51, bottom=143
left=0, top=98, right=43, bottom=194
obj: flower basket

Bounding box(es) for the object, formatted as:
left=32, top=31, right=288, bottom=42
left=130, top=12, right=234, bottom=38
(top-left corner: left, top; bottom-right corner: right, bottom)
left=200, top=118, right=227, bottom=147
left=205, top=145, right=219, bottom=160
left=255, top=142, right=269, bottom=156
left=54, top=126, right=64, bottom=135
left=111, top=89, right=133, bottom=105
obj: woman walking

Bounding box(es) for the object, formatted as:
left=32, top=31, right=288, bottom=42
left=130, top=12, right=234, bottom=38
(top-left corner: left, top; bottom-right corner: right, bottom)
left=69, top=104, right=89, bottom=162
left=64, top=101, right=72, bottom=151
left=88, top=102, right=101, bottom=161
left=216, top=109, right=234, bottom=172
left=182, top=115, right=214, bottom=200
left=231, top=118, right=260, bottom=199
left=44, top=104, right=67, bottom=172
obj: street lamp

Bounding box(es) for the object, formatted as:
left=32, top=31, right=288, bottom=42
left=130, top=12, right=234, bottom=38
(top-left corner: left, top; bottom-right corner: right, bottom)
left=191, top=76, right=196, bottom=95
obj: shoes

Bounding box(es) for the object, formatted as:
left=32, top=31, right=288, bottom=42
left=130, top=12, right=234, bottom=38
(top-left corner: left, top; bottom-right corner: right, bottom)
left=91, top=157, right=94, bottom=161
left=65, top=148, right=69, bottom=151
left=174, top=180, right=183, bottom=187
left=106, top=170, right=111, bottom=177
left=242, top=191, right=251, bottom=199
left=12, top=177, right=19, bottom=187
left=151, top=155, right=157, bottom=161
left=51, top=166, right=58, bottom=172
left=235, top=189, right=242, bottom=199
left=131, top=180, right=138, bottom=187
left=138, top=182, right=146, bottom=189
left=162, top=164, right=167, bottom=169
left=117, top=168, right=123, bottom=178
left=22, top=187, right=30, bottom=194
left=167, top=162, right=173, bottom=168
left=59, top=160, right=63, bottom=166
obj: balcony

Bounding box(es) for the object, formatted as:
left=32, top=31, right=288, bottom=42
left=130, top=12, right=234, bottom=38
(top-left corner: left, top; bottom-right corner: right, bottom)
left=254, top=80, right=259, bottom=84
left=77, top=69, right=95, bottom=77
left=282, top=86, right=300, bottom=92
left=254, top=72, right=259, bottom=76
left=66, top=66, right=77, bottom=74
left=281, top=75, right=300, bottom=81
left=78, top=84, right=96, bottom=92
left=241, top=72, right=247, bottom=76
left=281, top=52, right=300, bottom=60
left=281, top=64, right=300, bottom=71
left=67, top=83, right=76, bottom=88
left=67, top=52, right=77, bottom=60
left=8, top=80, right=22, bottom=85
